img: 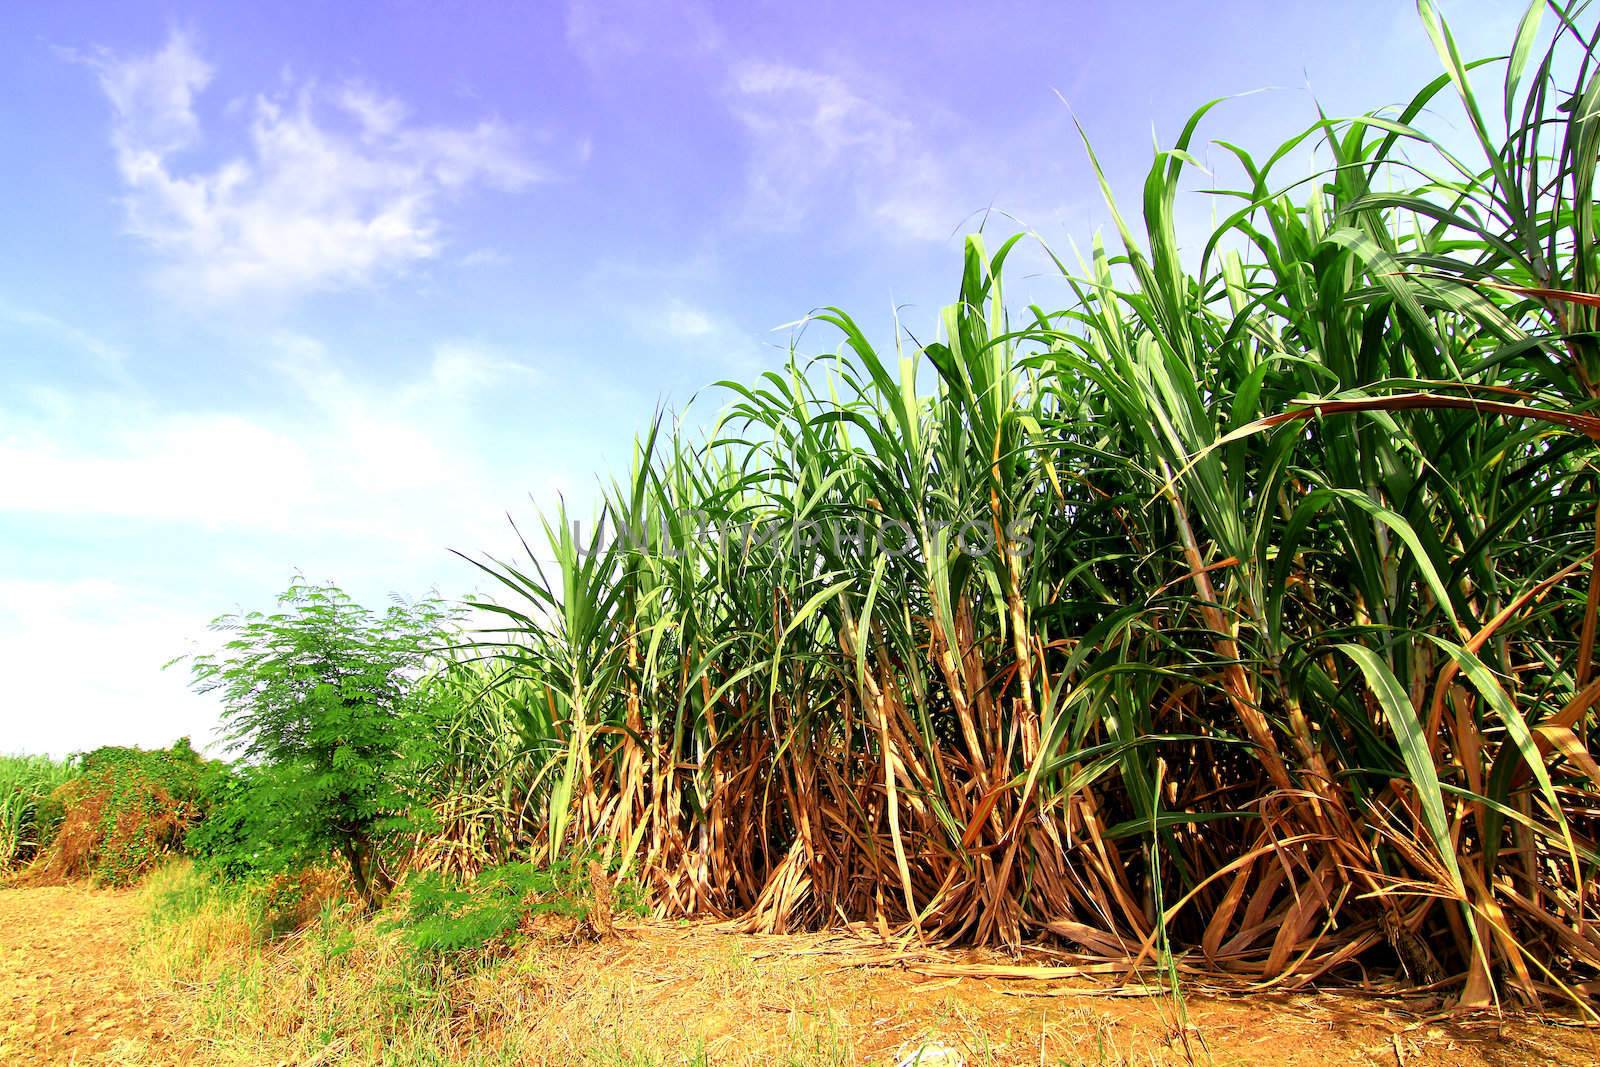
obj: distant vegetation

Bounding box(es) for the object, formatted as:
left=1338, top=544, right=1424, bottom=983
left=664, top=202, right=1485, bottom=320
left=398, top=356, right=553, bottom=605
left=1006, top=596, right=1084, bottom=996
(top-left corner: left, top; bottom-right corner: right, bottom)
left=0, top=754, right=76, bottom=869
left=44, top=740, right=221, bottom=885
left=1, top=741, right=220, bottom=884
left=14, top=0, right=1600, bottom=1020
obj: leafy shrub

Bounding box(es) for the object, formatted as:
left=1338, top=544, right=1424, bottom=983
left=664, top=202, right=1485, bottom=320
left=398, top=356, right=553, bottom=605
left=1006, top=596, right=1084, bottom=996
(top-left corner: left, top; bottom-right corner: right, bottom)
left=181, top=581, right=457, bottom=909
left=182, top=763, right=329, bottom=884
left=395, top=857, right=644, bottom=959
left=181, top=765, right=258, bottom=878
left=39, top=738, right=224, bottom=885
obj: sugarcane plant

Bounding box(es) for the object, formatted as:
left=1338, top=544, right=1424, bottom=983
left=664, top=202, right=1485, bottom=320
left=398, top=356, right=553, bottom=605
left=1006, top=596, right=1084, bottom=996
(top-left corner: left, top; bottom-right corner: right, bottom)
left=446, top=0, right=1600, bottom=1008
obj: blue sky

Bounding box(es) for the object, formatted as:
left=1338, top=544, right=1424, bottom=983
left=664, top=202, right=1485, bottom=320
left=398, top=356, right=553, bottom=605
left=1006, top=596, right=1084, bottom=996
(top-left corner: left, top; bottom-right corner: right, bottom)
left=0, top=0, right=1524, bottom=754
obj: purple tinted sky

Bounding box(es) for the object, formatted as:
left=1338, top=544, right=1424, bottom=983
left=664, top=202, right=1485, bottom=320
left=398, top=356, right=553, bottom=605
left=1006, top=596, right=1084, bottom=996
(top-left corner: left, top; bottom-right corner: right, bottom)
left=0, top=0, right=1527, bottom=753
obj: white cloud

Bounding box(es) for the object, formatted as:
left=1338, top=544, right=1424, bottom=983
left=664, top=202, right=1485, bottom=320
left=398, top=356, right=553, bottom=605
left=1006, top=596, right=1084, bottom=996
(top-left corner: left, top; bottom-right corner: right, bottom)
left=561, top=5, right=971, bottom=241
left=0, top=336, right=553, bottom=544
left=0, top=300, right=128, bottom=372
left=664, top=301, right=716, bottom=338
left=426, top=341, right=543, bottom=393
left=81, top=31, right=538, bottom=301
left=622, top=297, right=763, bottom=374
left=90, top=30, right=211, bottom=160
left=0, top=338, right=578, bottom=755
left=0, top=402, right=310, bottom=528
left=562, top=6, right=988, bottom=243
left=0, top=579, right=222, bottom=757
left=729, top=62, right=962, bottom=242
left=458, top=246, right=512, bottom=268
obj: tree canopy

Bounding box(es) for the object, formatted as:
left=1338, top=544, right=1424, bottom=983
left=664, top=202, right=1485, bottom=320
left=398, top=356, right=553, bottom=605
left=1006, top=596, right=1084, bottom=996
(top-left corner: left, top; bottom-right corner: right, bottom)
left=183, top=580, right=457, bottom=907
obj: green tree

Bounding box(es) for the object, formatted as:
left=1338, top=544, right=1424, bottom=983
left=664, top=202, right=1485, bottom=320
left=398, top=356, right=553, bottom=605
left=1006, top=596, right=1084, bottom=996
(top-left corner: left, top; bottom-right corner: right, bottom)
left=183, top=580, right=456, bottom=908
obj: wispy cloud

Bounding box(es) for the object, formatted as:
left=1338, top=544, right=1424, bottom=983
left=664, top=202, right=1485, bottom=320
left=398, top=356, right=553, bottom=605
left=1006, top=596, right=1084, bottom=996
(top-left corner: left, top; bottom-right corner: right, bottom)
left=663, top=300, right=716, bottom=339
left=728, top=61, right=967, bottom=242
left=559, top=3, right=973, bottom=243
left=0, top=335, right=552, bottom=545
left=0, top=299, right=128, bottom=373
left=78, top=30, right=539, bottom=301
left=458, top=247, right=512, bottom=269
left=564, top=0, right=722, bottom=69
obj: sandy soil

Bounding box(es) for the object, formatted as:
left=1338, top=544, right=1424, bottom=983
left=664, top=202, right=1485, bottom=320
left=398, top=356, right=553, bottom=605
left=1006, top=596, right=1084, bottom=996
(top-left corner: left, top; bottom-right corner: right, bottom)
left=0, top=885, right=185, bottom=1065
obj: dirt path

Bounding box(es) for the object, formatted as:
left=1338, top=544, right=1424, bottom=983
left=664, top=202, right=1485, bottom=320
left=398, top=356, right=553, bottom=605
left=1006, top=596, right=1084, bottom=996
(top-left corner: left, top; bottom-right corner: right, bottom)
left=0, top=884, right=182, bottom=1065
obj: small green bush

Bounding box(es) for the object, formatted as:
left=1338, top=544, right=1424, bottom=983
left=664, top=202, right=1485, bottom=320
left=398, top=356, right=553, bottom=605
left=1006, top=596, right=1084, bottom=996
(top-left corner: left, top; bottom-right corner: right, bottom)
left=182, top=766, right=278, bottom=880
left=394, top=858, right=645, bottom=959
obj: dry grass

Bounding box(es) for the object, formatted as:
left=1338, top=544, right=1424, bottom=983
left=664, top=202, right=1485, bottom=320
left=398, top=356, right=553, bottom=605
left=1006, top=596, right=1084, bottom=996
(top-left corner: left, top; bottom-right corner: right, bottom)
left=117, top=864, right=1600, bottom=1066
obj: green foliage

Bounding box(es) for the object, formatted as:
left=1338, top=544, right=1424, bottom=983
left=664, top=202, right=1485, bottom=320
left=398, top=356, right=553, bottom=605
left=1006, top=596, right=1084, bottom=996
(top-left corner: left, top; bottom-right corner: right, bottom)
left=190, top=761, right=432, bottom=892
left=395, top=858, right=644, bottom=959
left=186, top=760, right=386, bottom=885
left=180, top=766, right=246, bottom=876
left=181, top=580, right=458, bottom=907
left=0, top=754, right=77, bottom=869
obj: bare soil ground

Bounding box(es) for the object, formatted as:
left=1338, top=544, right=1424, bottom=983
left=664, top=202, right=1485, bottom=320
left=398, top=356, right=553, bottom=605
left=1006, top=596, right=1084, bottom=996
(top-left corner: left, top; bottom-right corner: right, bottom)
left=2, top=882, right=1598, bottom=1065
left=0, top=885, right=187, bottom=1065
